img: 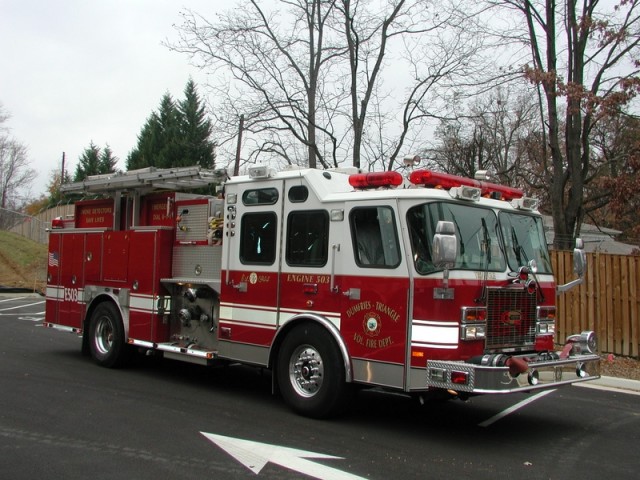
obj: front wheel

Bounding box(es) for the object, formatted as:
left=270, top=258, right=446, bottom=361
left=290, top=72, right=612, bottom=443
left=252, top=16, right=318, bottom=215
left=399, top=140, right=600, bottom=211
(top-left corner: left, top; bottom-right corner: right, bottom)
left=88, top=302, right=129, bottom=368
left=276, top=323, right=352, bottom=418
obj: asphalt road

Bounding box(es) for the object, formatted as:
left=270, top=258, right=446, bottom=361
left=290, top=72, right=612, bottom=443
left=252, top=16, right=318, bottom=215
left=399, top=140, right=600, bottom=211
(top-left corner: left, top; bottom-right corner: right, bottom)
left=1, top=294, right=639, bottom=479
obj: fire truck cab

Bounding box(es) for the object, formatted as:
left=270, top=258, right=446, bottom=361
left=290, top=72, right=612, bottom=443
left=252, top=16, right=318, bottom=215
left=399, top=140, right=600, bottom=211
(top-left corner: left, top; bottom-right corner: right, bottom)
left=45, top=164, right=600, bottom=418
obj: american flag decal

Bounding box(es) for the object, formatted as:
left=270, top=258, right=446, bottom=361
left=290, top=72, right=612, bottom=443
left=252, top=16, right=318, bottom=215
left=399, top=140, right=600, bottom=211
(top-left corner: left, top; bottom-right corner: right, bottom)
left=48, top=252, right=59, bottom=267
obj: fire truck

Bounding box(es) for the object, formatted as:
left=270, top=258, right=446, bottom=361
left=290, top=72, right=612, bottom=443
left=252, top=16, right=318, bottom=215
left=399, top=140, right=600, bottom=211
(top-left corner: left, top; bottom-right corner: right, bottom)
left=44, top=163, right=600, bottom=418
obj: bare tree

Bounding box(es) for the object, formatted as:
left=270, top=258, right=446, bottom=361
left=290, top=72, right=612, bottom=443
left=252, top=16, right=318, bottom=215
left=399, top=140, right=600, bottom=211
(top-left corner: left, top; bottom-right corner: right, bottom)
left=589, top=114, right=640, bottom=241
left=0, top=138, right=35, bottom=209
left=427, top=87, right=541, bottom=186
left=170, top=0, right=490, bottom=173
left=0, top=104, right=36, bottom=212
left=334, top=0, right=490, bottom=170
left=486, top=0, right=640, bottom=249
left=170, top=0, right=343, bottom=169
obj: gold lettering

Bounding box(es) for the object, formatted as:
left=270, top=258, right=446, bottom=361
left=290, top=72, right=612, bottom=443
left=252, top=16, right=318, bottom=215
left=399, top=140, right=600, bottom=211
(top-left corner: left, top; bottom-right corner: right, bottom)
left=346, top=301, right=371, bottom=318
left=375, top=301, right=400, bottom=322
left=286, top=274, right=317, bottom=283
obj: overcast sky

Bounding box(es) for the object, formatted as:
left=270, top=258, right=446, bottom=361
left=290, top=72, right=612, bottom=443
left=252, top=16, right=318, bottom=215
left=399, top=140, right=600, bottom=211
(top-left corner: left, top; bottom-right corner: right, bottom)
left=1, top=0, right=220, bottom=198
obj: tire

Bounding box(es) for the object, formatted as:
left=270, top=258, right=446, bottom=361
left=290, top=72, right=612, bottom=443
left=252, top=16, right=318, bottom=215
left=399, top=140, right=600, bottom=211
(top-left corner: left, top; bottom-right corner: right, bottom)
left=88, top=302, right=129, bottom=368
left=276, top=323, right=352, bottom=418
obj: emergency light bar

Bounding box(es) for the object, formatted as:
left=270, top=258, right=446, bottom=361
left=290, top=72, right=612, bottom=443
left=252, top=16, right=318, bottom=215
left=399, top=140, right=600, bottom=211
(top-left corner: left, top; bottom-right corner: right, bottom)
left=409, top=169, right=524, bottom=201
left=348, top=171, right=403, bottom=189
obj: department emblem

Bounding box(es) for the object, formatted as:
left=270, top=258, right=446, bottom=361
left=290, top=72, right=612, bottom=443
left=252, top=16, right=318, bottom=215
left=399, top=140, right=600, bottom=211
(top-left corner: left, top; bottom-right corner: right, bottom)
left=364, top=313, right=381, bottom=337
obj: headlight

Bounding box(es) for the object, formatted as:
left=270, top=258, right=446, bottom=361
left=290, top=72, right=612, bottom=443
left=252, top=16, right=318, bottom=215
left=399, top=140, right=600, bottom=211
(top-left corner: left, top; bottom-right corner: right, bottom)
left=461, top=325, right=486, bottom=340
left=537, top=322, right=555, bottom=334
left=566, top=331, right=597, bottom=355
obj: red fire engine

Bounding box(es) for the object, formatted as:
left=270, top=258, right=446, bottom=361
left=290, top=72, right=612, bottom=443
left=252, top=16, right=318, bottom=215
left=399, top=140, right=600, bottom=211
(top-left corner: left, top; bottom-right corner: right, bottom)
left=44, top=164, right=600, bottom=418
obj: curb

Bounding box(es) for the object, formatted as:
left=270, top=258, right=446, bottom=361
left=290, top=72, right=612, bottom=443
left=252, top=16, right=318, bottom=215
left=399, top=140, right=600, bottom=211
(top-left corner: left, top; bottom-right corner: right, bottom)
left=578, top=376, right=640, bottom=394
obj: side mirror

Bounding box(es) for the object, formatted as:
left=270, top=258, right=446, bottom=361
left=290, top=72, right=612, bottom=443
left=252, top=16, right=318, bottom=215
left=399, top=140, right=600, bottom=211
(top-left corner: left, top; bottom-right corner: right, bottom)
left=573, top=238, right=586, bottom=277
left=557, top=238, right=587, bottom=294
left=433, top=221, right=457, bottom=268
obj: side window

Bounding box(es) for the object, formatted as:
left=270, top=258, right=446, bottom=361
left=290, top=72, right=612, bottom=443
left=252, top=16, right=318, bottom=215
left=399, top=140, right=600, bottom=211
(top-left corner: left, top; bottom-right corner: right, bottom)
left=286, top=210, right=329, bottom=267
left=350, top=207, right=400, bottom=268
left=240, top=212, right=277, bottom=265
left=243, top=188, right=279, bottom=205
left=288, top=185, right=309, bottom=203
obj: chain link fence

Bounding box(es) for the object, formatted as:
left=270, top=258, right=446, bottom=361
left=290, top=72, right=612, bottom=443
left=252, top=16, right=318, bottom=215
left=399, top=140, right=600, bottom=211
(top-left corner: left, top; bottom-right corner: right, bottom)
left=1, top=205, right=75, bottom=243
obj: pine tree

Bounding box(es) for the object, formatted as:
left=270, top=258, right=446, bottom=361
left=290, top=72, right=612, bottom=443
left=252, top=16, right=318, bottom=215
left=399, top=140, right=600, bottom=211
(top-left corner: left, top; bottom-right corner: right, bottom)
left=156, top=93, right=182, bottom=168
left=126, top=82, right=216, bottom=171
left=126, top=114, right=162, bottom=170
left=74, top=142, right=118, bottom=181
left=99, top=145, right=118, bottom=174
left=178, top=79, right=216, bottom=168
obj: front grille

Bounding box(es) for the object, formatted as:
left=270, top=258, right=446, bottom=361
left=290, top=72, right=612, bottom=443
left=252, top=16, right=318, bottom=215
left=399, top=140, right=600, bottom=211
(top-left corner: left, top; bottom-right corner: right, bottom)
left=485, top=287, right=536, bottom=350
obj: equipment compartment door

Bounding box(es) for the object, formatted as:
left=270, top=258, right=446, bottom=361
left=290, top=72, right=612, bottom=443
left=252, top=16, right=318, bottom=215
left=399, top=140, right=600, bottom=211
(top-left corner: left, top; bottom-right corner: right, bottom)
left=58, top=233, right=86, bottom=329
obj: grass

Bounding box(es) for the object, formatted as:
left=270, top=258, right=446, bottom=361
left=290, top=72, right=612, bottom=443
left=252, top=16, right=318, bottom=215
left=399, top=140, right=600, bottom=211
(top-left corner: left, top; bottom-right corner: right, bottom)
left=0, top=230, right=47, bottom=291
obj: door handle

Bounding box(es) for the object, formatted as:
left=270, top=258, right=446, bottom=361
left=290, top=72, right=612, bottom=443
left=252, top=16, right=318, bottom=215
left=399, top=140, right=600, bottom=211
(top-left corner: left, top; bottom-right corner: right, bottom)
left=230, top=281, right=247, bottom=292
left=342, top=288, right=360, bottom=300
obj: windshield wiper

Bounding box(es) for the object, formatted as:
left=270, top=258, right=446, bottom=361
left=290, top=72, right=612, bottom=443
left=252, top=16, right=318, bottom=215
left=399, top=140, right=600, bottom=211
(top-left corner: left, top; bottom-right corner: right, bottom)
left=476, top=218, right=491, bottom=303
left=509, top=226, right=545, bottom=302
left=510, top=226, right=529, bottom=267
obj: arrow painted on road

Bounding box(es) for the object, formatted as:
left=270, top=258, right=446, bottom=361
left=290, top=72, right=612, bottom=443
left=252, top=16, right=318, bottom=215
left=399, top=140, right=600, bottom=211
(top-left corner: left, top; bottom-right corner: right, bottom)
left=201, top=432, right=366, bottom=479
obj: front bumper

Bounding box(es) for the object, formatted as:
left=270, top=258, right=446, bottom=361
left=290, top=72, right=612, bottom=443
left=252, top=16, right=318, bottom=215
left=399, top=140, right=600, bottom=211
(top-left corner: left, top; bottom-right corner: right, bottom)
left=425, top=353, right=600, bottom=394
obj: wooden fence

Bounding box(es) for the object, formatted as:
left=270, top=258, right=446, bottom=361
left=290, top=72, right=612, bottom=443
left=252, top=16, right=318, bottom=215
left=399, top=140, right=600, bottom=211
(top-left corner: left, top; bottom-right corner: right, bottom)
left=551, top=250, right=639, bottom=358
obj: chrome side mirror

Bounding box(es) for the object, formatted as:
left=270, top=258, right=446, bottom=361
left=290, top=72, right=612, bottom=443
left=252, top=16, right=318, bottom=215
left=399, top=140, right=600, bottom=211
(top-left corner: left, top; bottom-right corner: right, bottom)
left=573, top=238, right=587, bottom=277
left=557, top=238, right=587, bottom=294
left=433, top=221, right=457, bottom=268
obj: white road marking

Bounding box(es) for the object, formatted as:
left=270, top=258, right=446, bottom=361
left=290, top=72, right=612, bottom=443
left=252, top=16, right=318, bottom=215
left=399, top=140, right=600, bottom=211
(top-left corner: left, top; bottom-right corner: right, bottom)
left=478, top=390, right=556, bottom=427
left=18, top=316, right=44, bottom=322
left=0, top=300, right=45, bottom=312
left=201, top=432, right=366, bottom=479
left=0, top=296, right=27, bottom=303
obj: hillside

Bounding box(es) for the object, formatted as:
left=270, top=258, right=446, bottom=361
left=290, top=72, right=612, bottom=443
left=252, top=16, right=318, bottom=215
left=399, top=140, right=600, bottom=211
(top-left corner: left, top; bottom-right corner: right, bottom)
left=0, top=231, right=47, bottom=293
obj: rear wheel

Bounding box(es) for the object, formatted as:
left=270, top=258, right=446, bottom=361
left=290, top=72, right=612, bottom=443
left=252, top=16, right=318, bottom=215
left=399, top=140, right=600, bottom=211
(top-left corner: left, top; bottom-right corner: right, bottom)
left=277, top=323, right=352, bottom=418
left=88, top=302, right=129, bottom=368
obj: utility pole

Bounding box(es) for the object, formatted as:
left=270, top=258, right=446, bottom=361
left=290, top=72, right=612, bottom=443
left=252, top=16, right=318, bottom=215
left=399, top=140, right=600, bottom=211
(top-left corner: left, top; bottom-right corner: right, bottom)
left=233, top=115, right=244, bottom=177
left=61, top=152, right=65, bottom=186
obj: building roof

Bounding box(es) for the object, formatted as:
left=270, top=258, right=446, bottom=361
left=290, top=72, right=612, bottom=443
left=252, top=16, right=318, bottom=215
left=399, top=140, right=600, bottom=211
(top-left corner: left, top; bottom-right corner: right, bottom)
left=542, top=215, right=639, bottom=254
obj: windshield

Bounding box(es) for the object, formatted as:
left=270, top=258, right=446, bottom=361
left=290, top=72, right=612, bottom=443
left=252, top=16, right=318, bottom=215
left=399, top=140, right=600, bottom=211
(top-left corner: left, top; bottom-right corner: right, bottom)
left=407, top=202, right=505, bottom=274
left=499, top=212, right=552, bottom=274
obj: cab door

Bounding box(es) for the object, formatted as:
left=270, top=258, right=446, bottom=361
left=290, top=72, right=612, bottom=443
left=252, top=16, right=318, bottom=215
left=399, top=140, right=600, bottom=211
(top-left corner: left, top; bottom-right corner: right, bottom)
left=277, top=180, right=341, bottom=328
left=334, top=202, right=411, bottom=389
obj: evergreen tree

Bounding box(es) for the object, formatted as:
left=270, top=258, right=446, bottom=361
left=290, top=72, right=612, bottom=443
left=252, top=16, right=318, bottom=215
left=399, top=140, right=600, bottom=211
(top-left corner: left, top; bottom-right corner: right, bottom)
left=178, top=79, right=216, bottom=168
left=126, top=94, right=182, bottom=170
left=99, top=145, right=118, bottom=174
left=126, top=114, right=162, bottom=170
left=126, top=82, right=216, bottom=171
left=156, top=93, right=182, bottom=168
left=74, top=142, right=118, bottom=181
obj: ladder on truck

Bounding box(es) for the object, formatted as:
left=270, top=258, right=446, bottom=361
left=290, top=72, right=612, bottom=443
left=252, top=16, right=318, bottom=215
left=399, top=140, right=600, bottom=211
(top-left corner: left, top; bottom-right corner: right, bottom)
left=61, top=166, right=227, bottom=195
left=60, top=166, right=228, bottom=230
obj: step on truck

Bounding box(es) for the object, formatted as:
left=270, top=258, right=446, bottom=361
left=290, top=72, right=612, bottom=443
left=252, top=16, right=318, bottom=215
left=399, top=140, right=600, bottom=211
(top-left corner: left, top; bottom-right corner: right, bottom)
left=44, top=163, right=600, bottom=418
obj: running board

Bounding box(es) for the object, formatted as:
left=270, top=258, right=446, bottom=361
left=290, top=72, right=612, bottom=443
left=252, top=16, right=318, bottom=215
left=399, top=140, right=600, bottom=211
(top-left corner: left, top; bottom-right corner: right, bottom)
left=128, top=338, right=218, bottom=366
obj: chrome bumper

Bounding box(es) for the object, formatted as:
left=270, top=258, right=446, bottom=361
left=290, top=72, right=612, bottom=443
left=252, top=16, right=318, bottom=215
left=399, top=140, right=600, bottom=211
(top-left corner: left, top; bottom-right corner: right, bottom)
left=425, top=353, right=600, bottom=394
